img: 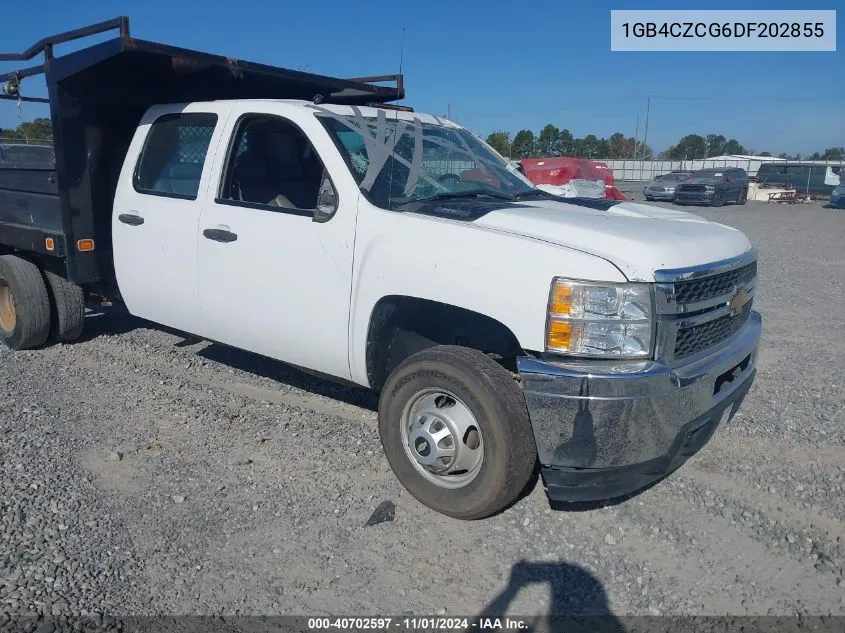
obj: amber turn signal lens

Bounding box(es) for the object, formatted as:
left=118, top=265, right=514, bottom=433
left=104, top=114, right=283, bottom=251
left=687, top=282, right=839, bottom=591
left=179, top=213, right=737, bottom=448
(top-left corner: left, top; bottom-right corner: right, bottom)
left=44, top=237, right=55, bottom=251
left=546, top=319, right=572, bottom=350
left=77, top=239, right=95, bottom=252
left=549, top=282, right=573, bottom=315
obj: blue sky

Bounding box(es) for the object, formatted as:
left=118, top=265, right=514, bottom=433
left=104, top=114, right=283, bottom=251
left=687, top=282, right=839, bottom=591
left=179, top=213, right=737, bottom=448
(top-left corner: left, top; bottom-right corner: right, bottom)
left=1, top=0, right=842, bottom=155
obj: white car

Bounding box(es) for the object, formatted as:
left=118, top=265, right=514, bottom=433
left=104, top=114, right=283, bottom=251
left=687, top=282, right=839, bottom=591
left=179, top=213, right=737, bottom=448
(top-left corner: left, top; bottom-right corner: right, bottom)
left=643, top=171, right=693, bottom=201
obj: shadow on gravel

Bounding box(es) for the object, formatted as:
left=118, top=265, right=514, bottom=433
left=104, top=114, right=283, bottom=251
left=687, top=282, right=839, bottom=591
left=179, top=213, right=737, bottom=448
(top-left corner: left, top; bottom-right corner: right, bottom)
left=75, top=311, right=143, bottom=343
left=73, top=311, right=379, bottom=411
left=197, top=343, right=379, bottom=411
left=472, top=560, right=625, bottom=632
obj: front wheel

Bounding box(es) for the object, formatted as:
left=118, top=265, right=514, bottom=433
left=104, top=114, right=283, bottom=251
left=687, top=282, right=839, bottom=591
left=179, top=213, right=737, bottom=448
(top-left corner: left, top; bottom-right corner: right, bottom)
left=378, top=346, right=537, bottom=519
left=738, top=188, right=748, bottom=205
left=711, top=191, right=724, bottom=207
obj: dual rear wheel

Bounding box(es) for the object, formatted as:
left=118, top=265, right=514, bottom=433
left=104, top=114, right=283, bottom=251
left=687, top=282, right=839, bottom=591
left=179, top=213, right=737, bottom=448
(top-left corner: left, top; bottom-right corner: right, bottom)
left=0, top=254, right=85, bottom=350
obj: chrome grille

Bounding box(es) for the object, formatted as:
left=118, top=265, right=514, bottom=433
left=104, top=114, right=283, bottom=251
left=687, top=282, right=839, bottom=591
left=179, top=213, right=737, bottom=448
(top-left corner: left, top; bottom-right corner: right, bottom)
left=674, top=262, right=757, bottom=304
left=655, top=252, right=757, bottom=362
left=674, top=303, right=752, bottom=358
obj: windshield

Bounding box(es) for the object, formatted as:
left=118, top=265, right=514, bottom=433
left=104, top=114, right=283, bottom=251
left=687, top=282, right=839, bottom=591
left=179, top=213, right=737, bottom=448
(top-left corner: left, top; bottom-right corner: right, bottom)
left=317, top=108, right=536, bottom=210
left=688, top=170, right=722, bottom=182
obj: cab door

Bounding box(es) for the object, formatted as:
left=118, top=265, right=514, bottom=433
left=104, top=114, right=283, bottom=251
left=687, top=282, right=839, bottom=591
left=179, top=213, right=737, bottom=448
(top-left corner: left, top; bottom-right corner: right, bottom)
left=112, top=104, right=231, bottom=333
left=195, top=105, right=357, bottom=381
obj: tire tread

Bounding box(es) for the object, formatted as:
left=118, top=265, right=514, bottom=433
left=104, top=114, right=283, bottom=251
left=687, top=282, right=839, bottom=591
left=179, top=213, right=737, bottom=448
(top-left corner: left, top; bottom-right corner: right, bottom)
left=43, top=270, right=85, bottom=343
left=379, top=345, right=537, bottom=519
left=0, top=255, right=51, bottom=350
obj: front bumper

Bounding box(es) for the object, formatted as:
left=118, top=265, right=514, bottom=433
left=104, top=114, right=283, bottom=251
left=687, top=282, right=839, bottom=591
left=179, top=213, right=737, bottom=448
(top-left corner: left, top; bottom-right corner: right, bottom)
left=518, top=310, right=761, bottom=502
left=674, top=190, right=715, bottom=204
left=644, top=190, right=675, bottom=200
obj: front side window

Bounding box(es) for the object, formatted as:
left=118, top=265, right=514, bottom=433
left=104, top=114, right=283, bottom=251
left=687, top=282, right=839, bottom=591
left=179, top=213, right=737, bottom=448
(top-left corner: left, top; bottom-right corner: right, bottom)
left=219, top=115, right=327, bottom=214
left=317, top=109, right=535, bottom=210
left=134, top=113, right=217, bottom=199
left=787, top=165, right=811, bottom=178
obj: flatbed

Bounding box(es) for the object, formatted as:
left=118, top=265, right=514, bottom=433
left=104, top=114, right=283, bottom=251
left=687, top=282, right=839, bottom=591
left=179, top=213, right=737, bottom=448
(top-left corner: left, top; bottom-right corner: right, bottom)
left=0, top=17, right=403, bottom=293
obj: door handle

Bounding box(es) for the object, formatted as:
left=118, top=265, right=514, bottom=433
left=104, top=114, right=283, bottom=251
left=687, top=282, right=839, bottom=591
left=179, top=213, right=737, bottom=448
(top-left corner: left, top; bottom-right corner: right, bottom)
left=118, top=213, right=144, bottom=226
left=203, top=228, right=238, bottom=243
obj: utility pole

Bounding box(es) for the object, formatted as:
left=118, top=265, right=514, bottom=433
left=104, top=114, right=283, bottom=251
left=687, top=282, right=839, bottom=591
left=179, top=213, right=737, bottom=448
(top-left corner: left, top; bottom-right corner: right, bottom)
left=641, top=94, right=651, bottom=159
left=633, top=114, right=640, bottom=160
left=640, top=95, right=651, bottom=181
left=447, top=103, right=452, bottom=120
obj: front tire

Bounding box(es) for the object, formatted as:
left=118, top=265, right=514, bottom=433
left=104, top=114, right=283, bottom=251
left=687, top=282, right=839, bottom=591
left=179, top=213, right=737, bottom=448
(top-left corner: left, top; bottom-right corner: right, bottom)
left=0, top=255, right=51, bottom=350
left=378, top=346, right=537, bottom=519
left=738, top=188, right=748, bottom=205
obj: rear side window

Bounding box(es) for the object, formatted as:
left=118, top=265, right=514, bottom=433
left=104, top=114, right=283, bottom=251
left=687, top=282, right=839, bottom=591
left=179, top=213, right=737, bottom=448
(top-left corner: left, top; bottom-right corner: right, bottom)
left=133, top=113, right=218, bottom=200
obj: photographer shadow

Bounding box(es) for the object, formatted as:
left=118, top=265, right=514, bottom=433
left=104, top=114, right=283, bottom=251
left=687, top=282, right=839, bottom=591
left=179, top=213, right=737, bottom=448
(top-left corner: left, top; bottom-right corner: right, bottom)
left=472, top=560, right=626, bottom=633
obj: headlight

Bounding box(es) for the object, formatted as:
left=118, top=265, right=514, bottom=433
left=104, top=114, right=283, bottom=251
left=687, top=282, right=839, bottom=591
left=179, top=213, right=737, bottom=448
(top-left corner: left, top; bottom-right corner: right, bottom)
left=704, top=185, right=715, bottom=191
left=546, top=279, right=653, bottom=358
left=665, top=187, right=675, bottom=192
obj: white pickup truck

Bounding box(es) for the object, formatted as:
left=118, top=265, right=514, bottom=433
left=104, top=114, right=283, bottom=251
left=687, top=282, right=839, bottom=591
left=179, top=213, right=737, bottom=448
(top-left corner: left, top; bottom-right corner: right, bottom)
left=0, top=20, right=761, bottom=519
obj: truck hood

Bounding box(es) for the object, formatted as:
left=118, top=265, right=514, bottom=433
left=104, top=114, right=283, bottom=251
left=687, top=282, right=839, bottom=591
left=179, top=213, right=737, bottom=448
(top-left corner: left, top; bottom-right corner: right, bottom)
left=472, top=200, right=752, bottom=281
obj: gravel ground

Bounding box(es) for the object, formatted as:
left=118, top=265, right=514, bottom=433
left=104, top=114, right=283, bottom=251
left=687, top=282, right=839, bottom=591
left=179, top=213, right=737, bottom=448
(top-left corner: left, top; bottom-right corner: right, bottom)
left=1, top=196, right=844, bottom=621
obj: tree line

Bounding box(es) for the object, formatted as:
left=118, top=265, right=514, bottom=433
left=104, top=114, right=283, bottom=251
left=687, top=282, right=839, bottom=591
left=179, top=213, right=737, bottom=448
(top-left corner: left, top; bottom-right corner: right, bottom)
left=486, top=125, right=844, bottom=163
left=2, top=117, right=842, bottom=163
left=485, top=125, right=654, bottom=161
left=0, top=117, right=53, bottom=142
left=662, top=134, right=843, bottom=161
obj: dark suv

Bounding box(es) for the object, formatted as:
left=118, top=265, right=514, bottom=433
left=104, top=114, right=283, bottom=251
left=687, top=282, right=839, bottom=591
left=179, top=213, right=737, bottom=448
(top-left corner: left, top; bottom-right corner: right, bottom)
left=674, top=167, right=748, bottom=206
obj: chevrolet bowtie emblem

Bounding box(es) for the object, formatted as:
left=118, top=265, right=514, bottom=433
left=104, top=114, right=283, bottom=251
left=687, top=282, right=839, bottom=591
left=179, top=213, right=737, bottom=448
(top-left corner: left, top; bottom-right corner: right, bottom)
left=729, top=287, right=748, bottom=316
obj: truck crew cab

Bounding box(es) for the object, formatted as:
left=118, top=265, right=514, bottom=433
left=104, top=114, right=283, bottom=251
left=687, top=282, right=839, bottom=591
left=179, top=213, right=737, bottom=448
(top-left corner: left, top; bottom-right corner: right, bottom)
left=0, top=19, right=761, bottom=519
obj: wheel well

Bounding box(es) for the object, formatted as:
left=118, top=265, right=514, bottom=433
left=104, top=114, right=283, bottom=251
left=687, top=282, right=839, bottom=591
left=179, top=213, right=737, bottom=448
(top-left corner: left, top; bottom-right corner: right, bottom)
left=365, top=295, right=524, bottom=392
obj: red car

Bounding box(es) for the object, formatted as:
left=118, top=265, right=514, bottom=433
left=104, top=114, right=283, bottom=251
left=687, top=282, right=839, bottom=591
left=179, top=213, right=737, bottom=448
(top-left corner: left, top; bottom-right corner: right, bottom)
left=520, top=157, right=629, bottom=200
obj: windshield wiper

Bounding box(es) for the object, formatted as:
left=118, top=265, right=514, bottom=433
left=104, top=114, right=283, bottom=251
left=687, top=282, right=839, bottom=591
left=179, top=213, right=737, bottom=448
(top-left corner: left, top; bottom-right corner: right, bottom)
left=514, top=189, right=555, bottom=200
left=392, top=189, right=518, bottom=212
left=423, top=190, right=516, bottom=202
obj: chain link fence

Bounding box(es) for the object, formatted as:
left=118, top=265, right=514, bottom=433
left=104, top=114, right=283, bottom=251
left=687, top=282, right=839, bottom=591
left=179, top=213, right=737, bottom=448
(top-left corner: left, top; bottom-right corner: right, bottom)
left=608, top=158, right=845, bottom=182
left=0, top=136, right=53, bottom=146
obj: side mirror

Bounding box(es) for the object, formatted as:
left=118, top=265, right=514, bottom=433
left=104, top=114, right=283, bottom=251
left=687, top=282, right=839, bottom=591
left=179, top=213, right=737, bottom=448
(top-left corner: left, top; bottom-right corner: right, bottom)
left=313, top=171, right=338, bottom=223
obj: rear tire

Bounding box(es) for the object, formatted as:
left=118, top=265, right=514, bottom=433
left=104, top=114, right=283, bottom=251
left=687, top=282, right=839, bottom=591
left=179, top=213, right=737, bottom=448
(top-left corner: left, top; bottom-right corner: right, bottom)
left=43, top=270, right=85, bottom=343
left=378, top=345, right=537, bottom=519
left=0, top=255, right=51, bottom=350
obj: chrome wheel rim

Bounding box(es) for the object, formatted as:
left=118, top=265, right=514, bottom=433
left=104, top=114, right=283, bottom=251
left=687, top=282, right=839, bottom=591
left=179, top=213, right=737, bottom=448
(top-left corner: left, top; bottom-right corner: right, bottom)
left=0, top=280, right=16, bottom=333
left=400, top=388, right=484, bottom=489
